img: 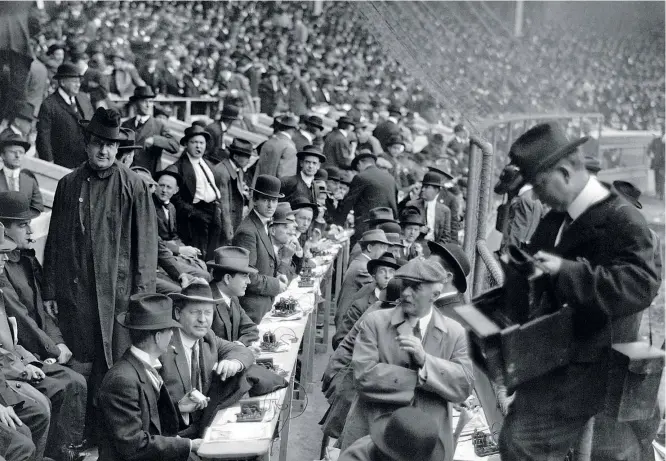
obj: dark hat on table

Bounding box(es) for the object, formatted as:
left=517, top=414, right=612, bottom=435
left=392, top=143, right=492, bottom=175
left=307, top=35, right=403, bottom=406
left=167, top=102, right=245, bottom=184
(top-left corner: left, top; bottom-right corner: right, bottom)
left=0, top=133, right=30, bottom=151
left=364, top=207, right=396, bottom=225
left=0, top=192, right=40, bottom=221
left=251, top=175, right=284, bottom=198
left=117, top=128, right=142, bottom=152
left=304, top=115, right=324, bottom=131
left=314, top=169, right=328, bottom=181
left=129, top=86, right=156, bottom=102
left=394, top=257, right=447, bottom=284
left=291, top=197, right=318, bottom=214
left=387, top=104, right=402, bottom=116
left=169, top=277, right=223, bottom=303
left=324, top=166, right=341, bottom=182
left=53, top=62, right=82, bottom=79
left=613, top=180, right=642, bottom=209
left=381, top=278, right=402, bottom=308
left=270, top=204, right=296, bottom=225
left=387, top=135, right=405, bottom=147
left=427, top=241, right=470, bottom=293
left=377, top=221, right=402, bottom=235
left=180, top=124, right=212, bottom=146
left=428, top=166, right=454, bottom=181
left=368, top=251, right=401, bottom=274
left=11, top=101, right=36, bottom=122
left=154, top=170, right=183, bottom=188
left=509, top=122, right=588, bottom=182
left=228, top=138, right=253, bottom=157
left=80, top=108, right=128, bottom=141
left=297, top=145, right=326, bottom=163
left=493, top=164, right=524, bottom=195
left=370, top=407, right=441, bottom=461
left=337, top=116, right=356, bottom=128
left=0, top=223, right=16, bottom=252
left=351, top=151, right=377, bottom=171
left=421, top=171, right=445, bottom=188
left=360, top=229, right=390, bottom=245
left=117, top=293, right=182, bottom=330
left=584, top=155, right=602, bottom=173
left=273, top=114, right=299, bottom=130
left=220, top=105, right=240, bottom=121
left=207, top=246, right=258, bottom=274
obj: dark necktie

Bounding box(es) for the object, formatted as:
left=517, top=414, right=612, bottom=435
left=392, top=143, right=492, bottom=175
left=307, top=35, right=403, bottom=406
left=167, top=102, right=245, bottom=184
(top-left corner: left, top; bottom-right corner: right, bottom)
left=413, top=322, right=422, bottom=341
left=191, top=340, right=203, bottom=391
left=561, top=214, right=573, bottom=233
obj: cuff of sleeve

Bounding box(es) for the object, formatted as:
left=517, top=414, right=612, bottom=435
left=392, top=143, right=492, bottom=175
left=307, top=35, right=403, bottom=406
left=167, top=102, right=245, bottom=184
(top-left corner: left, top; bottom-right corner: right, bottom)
left=233, top=359, right=245, bottom=371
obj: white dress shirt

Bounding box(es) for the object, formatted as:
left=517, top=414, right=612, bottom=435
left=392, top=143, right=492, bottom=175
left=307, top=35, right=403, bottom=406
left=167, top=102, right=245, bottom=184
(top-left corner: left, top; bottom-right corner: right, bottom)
left=424, top=198, right=437, bottom=241
left=135, top=115, right=150, bottom=127
left=58, top=88, right=74, bottom=105
left=187, top=154, right=221, bottom=203
left=254, top=209, right=272, bottom=236
left=300, top=130, right=314, bottom=143
left=300, top=171, right=314, bottom=188
left=3, top=168, right=20, bottom=192
left=555, top=176, right=609, bottom=245
left=415, top=308, right=433, bottom=343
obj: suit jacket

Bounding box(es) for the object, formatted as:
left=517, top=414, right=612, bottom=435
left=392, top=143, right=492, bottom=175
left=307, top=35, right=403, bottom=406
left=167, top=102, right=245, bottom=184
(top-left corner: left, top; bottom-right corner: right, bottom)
left=160, top=329, right=254, bottom=407
left=291, top=130, right=316, bottom=153
left=335, top=254, right=373, bottom=328
left=36, top=91, right=94, bottom=168
left=210, top=283, right=259, bottom=346
left=323, top=129, right=352, bottom=170
left=232, top=211, right=281, bottom=324
left=500, top=189, right=544, bottom=252
left=439, top=189, right=461, bottom=243
left=166, top=155, right=223, bottom=245
left=340, top=306, right=474, bottom=461
left=372, top=120, right=400, bottom=151
left=154, top=196, right=183, bottom=254
left=252, top=133, right=297, bottom=182
left=1, top=250, right=63, bottom=360
left=214, top=159, right=246, bottom=245
left=332, top=282, right=378, bottom=350
left=204, top=121, right=227, bottom=161
left=0, top=168, right=44, bottom=212
left=121, top=117, right=178, bottom=174
left=280, top=174, right=317, bottom=205
left=97, top=350, right=191, bottom=461
left=335, top=166, right=398, bottom=236
left=407, top=198, right=452, bottom=243
left=517, top=191, right=661, bottom=418
left=287, top=78, right=315, bottom=116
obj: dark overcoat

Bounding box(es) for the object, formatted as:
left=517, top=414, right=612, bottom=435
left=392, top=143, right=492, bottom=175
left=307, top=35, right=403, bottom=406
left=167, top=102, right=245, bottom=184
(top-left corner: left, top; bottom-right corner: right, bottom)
left=214, top=158, right=246, bottom=245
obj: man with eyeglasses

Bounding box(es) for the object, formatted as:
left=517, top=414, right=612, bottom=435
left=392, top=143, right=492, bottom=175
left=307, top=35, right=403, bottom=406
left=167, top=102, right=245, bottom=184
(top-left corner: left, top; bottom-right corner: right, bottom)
left=339, top=258, right=474, bottom=461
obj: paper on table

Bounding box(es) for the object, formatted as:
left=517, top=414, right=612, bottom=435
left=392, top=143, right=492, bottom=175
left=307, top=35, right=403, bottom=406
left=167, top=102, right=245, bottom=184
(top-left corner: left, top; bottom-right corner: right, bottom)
left=206, top=423, right=272, bottom=442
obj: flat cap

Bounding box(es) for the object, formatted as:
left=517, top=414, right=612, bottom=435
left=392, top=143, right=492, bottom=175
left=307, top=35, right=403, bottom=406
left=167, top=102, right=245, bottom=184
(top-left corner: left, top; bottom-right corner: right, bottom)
left=394, top=258, right=447, bottom=283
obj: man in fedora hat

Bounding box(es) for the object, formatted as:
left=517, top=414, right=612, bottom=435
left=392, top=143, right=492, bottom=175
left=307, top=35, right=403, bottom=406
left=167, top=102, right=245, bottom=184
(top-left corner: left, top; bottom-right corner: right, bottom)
left=399, top=207, right=426, bottom=261
left=347, top=207, right=398, bottom=264
left=42, top=107, right=158, bottom=421
left=292, top=115, right=325, bottom=152
left=36, top=62, right=94, bottom=168
left=339, top=407, right=442, bottom=461
left=97, top=293, right=203, bottom=461
left=0, top=134, right=43, bottom=212
left=166, top=124, right=223, bottom=259
left=0, top=101, right=35, bottom=142
left=252, top=114, right=299, bottom=182
left=323, top=116, right=356, bottom=170
left=269, top=204, right=302, bottom=280
left=339, top=257, right=473, bottom=461
left=334, top=230, right=390, bottom=329
left=333, top=252, right=400, bottom=350
left=372, top=104, right=402, bottom=152
left=280, top=145, right=326, bottom=205
left=406, top=170, right=452, bottom=243
left=336, top=153, right=398, bottom=247
left=114, top=127, right=143, bottom=168
left=214, top=138, right=253, bottom=245
left=428, top=166, right=462, bottom=242
left=497, top=121, right=661, bottom=460
left=232, top=174, right=289, bottom=323
left=204, top=105, right=241, bottom=163
left=161, top=278, right=254, bottom=435
left=121, top=86, right=179, bottom=175
left=208, top=247, right=260, bottom=346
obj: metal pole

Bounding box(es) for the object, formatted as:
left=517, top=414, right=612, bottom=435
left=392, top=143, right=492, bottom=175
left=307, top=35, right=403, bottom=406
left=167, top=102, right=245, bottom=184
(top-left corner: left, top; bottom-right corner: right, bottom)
left=514, top=0, right=524, bottom=37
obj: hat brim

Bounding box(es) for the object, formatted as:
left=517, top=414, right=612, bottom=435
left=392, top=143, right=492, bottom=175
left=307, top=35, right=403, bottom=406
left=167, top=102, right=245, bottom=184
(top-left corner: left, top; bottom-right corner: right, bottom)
left=79, top=120, right=129, bottom=142
left=116, top=312, right=182, bottom=330
left=369, top=414, right=441, bottom=461
left=305, top=121, right=324, bottom=130
left=128, top=95, right=155, bottom=102
left=53, top=73, right=82, bottom=80
left=0, top=140, right=31, bottom=151
left=229, top=148, right=252, bottom=157
left=527, top=136, right=589, bottom=180
left=421, top=181, right=443, bottom=188
left=494, top=174, right=524, bottom=195
left=400, top=219, right=424, bottom=227
left=180, top=131, right=212, bottom=146
left=168, top=293, right=224, bottom=303
left=292, top=203, right=319, bottom=213
left=0, top=240, right=17, bottom=252
left=361, top=237, right=391, bottom=246
left=118, top=144, right=143, bottom=151
left=249, top=188, right=284, bottom=199
left=368, top=259, right=400, bottom=273
left=206, top=262, right=258, bottom=274
left=0, top=207, right=41, bottom=221
left=427, top=241, right=468, bottom=292
left=364, top=217, right=398, bottom=225
left=297, top=152, right=327, bottom=163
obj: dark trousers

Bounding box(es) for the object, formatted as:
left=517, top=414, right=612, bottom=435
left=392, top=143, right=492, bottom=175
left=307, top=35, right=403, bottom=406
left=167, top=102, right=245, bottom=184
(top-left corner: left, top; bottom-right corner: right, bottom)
left=31, top=364, right=87, bottom=455
left=11, top=381, right=51, bottom=461
left=655, top=168, right=664, bottom=200
left=0, top=421, right=35, bottom=461
left=189, top=201, right=221, bottom=261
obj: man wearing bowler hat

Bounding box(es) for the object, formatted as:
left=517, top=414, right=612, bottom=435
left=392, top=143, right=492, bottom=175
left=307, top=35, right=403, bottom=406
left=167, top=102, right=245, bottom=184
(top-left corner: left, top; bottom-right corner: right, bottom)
left=497, top=122, right=661, bottom=460
left=167, top=124, right=223, bottom=259
left=121, top=86, right=179, bottom=175
left=339, top=258, right=473, bottom=461
left=42, top=107, right=158, bottom=420
left=253, top=115, right=299, bottom=183
left=406, top=170, right=452, bottom=243
left=292, top=115, right=325, bottom=152
left=204, top=105, right=241, bottom=163
left=215, top=138, right=254, bottom=245
left=0, top=133, right=43, bottom=212
left=323, top=116, right=356, bottom=170
left=208, top=247, right=260, bottom=346
left=338, top=407, right=443, bottom=461
left=280, top=145, right=327, bottom=205
left=36, top=62, right=94, bottom=168
left=232, top=174, right=289, bottom=323
left=97, top=293, right=203, bottom=461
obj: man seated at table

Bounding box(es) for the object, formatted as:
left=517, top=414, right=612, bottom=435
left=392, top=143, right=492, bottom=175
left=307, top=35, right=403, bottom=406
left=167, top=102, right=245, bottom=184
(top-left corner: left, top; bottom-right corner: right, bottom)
left=97, top=293, right=203, bottom=461
left=207, top=246, right=260, bottom=346
left=332, top=252, right=400, bottom=350
left=269, top=204, right=301, bottom=281
left=162, top=278, right=254, bottom=436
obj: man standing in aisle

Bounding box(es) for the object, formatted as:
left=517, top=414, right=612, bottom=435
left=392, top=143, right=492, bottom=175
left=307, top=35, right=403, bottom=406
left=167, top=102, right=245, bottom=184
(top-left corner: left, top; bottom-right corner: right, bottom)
left=498, top=122, right=661, bottom=460
left=253, top=115, right=299, bottom=182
